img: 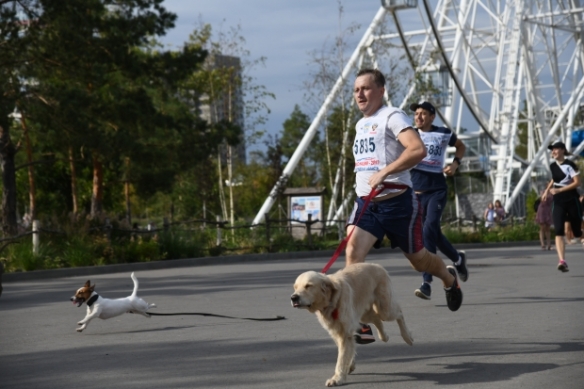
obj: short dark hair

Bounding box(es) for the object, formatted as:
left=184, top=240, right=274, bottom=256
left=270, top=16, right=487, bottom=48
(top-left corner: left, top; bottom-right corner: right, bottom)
left=356, top=68, right=386, bottom=88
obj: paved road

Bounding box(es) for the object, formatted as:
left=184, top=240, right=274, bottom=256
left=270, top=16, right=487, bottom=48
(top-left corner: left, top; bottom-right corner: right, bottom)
left=1, top=244, right=583, bottom=388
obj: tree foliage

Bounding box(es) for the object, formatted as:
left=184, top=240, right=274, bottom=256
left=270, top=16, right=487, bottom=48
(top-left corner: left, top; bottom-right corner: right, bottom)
left=0, top=0, right=246, bottom=232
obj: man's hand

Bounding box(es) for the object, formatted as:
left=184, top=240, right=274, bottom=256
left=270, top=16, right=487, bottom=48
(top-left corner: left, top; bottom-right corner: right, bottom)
left=368, top=171, right=387, bottom=189
left=443, top=163, right=458, bottom=176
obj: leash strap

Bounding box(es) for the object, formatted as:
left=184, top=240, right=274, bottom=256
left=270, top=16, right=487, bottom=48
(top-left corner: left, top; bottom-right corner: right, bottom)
left=320, top=183, right=408, bottom=274
left=148, top=312, right=286, bottom=321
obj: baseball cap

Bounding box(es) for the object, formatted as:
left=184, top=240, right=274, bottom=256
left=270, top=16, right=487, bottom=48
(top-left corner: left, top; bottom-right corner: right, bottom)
left=547, top=141, right=571, bottom=155
left=409, top=101, right=436, bottom=115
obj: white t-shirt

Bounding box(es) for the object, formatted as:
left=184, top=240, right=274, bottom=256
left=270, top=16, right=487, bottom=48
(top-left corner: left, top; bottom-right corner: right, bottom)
left=353, top=105, right=413, bottom=197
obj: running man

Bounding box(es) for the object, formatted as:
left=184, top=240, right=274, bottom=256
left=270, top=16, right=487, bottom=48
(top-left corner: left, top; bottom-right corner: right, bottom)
left=348, top=69, right=463, bottom=345
left=409, top=101, right=469, bottom=300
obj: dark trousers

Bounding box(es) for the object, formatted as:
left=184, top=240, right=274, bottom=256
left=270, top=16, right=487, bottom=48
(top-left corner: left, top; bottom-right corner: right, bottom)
left=417, top=189, right=459, bottom=283
left=552, top=197, right=583, bottom=238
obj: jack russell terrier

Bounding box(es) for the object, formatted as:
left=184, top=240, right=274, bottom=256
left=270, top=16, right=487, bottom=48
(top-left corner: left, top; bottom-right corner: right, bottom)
left=70, top=272, right=156, bottom=332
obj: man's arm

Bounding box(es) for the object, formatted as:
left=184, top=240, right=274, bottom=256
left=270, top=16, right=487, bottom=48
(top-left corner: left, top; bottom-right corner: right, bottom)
left=367, top=127, right=426, bottom=188
left=443, top=138, right=466, bottom=176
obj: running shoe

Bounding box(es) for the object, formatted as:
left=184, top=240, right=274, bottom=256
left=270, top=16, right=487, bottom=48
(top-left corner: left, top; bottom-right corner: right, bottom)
left=444, top=266, right=463, bottom=312
left=557, top=261, right=569, bottom=272
left=354, top=323, right=375, bottom=344
left=455, top=251, right=469, bottom=282
left=414, top=282, right=431, bottom=300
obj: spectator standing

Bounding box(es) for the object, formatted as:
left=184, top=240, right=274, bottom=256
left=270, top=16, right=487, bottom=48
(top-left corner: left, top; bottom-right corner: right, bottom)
left=535, top=190, right=553, bottom=250
left=484, top=202, right=496, bottom=229
left=494, top=200, right=506, bottom=223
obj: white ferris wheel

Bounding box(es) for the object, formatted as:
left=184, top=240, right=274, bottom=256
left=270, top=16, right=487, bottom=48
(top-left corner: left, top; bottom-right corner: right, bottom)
left=252, top=0, right=584, bottom=225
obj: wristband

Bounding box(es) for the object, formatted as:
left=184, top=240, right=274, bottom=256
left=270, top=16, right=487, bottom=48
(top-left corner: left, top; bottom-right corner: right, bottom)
left=453, top=157, right=462, bottom=165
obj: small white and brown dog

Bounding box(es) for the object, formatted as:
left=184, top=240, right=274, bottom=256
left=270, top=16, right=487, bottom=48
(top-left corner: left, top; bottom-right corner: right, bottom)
left=70, top=272, right=156, bottom=332
left=291, top=263, right=413, bottom=387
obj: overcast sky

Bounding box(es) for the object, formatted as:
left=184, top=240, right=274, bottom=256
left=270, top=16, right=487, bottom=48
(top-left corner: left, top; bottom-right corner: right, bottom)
left=160, top=0, right=383, bottom=151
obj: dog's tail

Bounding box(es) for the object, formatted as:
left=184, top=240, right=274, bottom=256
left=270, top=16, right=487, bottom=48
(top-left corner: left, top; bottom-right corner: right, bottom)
left=397, top=316, right=413, bottom=346
left=130, top=272, right=139, bottom=298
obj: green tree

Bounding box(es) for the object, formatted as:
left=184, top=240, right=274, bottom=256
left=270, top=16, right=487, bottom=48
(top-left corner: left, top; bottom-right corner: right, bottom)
left=0, top=0, right=36, bottom=235
left=280, top=105, right=321, bottom=187
left=181, top=23, right=272, bottom=225
left=13, top=0, right=213, bottom=222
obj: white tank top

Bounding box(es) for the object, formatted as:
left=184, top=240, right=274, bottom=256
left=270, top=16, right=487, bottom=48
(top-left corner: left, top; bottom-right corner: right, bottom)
left=353, top=106, right=413, bottom=197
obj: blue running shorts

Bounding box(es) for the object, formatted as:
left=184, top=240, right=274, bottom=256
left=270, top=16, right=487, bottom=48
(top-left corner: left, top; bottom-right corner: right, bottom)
left=347, top=187, right=424, bottom=254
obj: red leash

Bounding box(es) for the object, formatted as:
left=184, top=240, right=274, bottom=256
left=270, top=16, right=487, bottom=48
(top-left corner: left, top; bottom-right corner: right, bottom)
left=320, top=183, right=408, bottom=273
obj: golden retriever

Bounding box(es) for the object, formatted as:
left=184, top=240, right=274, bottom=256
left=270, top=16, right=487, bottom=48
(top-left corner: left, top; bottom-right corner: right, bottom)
left=291, top=263, right=413, bottom=386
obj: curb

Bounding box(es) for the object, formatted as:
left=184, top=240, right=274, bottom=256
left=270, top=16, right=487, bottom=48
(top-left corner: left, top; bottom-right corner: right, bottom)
left=2, top=249, right=341, bottom=282
left=1, top=240, right=539, bottom=283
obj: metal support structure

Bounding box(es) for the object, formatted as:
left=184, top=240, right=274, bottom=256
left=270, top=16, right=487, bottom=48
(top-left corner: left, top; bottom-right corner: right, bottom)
left=251, top=7, right=389, bottom=225
left=507, top=75, right=584, bottom=208
left=490, top=1, right=524, bottom=206
left=253, top=1, right=584, bottom=223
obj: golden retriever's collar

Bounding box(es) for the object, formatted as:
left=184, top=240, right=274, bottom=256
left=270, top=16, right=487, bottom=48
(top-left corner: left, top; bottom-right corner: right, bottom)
left=331, top=309, right=339, bottom=320
left=322, top=304, right=339, bottom=321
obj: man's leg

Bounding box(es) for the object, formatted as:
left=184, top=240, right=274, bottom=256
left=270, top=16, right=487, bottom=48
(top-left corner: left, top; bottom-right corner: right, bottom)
left=406, top=248, right=453, bottom=287
left=405, top=248, right=463, bottom=311
left=345, top=225, right=378, bottom=266
left=418, top=192, right=435, bottom=290
left=429, top=191, right=469, bottom=282
left=417, top=190, right=465, bottom=299
left=345, top=225, right=379, bottom=343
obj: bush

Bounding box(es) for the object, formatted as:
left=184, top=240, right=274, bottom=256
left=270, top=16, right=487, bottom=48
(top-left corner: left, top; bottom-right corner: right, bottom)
left=0, top=213, right=543, bottom=273
left=443, top=220, right=540, bottom=243
left=115, top=238, right=161, bottom=263
left=2, top=241, right=58, bottom=272
left=61, top=237, right=97, bottom=267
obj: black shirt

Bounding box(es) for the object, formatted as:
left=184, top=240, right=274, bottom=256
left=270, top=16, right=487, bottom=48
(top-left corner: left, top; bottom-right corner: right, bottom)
left=550, top=159, right=580, bottom=203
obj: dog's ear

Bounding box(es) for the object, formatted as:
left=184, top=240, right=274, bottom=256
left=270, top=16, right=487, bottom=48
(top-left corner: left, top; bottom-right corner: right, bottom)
left=320, top=277, right=329, bottom=293
left=84, top=280, right=91, bottom=288
left=321, top=276, right=335, bottom=295
left=90, top=284, right=95, bottom=291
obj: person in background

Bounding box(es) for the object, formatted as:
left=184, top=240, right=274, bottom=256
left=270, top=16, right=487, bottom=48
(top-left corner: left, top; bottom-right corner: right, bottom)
left=542, top=141, right=583, bottom=272
left=484, top=202, right=496, bottom=229
left=494, top=200, right=506, bottom=223
left=535, top=190, right=553, bottom=250
left=409, top=101, right=468, bottom=300
left=581, top=193, right=584, bottom=233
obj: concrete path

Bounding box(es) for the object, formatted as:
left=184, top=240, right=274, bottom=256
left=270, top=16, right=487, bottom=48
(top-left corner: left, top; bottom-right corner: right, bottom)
left=1, top=243, right=583, bottom=388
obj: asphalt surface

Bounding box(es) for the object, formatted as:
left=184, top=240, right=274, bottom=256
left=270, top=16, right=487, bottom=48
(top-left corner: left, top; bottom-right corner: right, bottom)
left=1, top=243, right=583, bottom=388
